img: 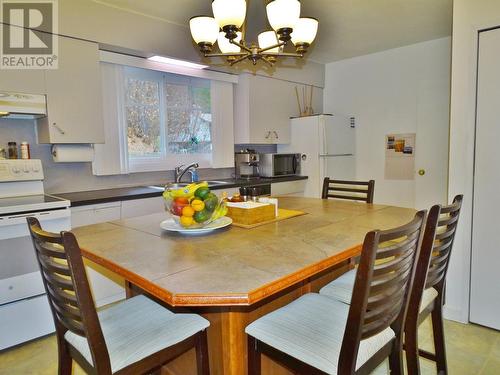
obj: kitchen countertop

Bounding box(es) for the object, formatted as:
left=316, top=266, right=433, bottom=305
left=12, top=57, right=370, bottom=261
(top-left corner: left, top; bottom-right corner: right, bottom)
left=54, top=175, right=308, bottom=207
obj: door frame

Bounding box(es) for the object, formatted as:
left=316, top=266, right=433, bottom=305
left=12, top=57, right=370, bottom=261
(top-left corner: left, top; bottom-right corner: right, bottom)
left=447, top=15, right=500, bottom=324
left=469, top=25, right=500, bottom=325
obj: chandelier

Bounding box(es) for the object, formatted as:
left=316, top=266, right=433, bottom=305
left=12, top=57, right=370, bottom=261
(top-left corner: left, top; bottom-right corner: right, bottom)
left=189, top=0, right=319, bottom=66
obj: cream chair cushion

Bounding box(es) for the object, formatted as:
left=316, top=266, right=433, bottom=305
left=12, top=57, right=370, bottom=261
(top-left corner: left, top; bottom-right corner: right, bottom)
left=65, top=295, right=209, bottom=373
left=245, top=293, right=395, bottom=374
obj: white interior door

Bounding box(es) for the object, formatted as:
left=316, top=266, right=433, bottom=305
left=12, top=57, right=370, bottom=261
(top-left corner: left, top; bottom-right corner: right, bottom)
left=414, top=42, right=451, bottom=210
left=470, top=28, right=500, bottom=330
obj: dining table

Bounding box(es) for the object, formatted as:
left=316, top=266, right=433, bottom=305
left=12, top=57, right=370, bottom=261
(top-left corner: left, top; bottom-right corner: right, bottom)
left=73, top=196, right=416, bottom=375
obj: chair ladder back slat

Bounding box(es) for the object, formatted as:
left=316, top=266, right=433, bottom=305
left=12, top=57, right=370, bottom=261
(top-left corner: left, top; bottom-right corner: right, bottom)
left=372, top=250, right=415, bottom=276
left=322, top=178, right=375, bottom=203
left=363, top=299, right=403, bottom=327
left=367, top=287, right=406, bottom=311
left=370, top=263, right=414, bottom=295
left=46, top=283, right=79, bottom=308
left=375, top=233, right=420, bottom=260
left=51, top=297, right=84, bottom=321
left=38, top=255, right=72, bottom=277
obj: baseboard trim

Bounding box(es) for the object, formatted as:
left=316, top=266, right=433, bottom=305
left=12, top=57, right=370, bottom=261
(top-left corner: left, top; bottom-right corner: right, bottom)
left=443, top=305, right=468, bottom=323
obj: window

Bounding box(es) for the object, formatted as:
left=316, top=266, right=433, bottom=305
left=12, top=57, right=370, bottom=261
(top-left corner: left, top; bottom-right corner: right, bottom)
left=123, top=66, right=212, bottom=172
left=93, top=56, right=236, bottom=176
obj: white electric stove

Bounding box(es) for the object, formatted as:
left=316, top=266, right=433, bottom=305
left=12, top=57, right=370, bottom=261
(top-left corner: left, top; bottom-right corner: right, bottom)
left=0, top=159, right=70, bottom=350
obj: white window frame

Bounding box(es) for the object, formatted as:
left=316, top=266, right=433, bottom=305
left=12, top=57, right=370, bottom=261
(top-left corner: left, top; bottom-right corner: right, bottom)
left=93, top=52, right=236, bottom=176
left=121, top=67, right=213, bottom=173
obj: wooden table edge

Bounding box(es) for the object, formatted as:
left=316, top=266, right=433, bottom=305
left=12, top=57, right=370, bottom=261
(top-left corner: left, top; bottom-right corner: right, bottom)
left=81, top=243, right=362, bottom=307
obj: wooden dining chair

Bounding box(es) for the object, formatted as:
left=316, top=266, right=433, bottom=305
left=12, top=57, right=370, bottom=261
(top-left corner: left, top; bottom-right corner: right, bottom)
left=318, top=196, right=463, bottom=375
left=27, top=217, right=210, bottom=375
left=404, top=195, right=463, bottom=375
left=245, top=210, right=426, bottom=375
left=322, top=178, right=375, bottom=203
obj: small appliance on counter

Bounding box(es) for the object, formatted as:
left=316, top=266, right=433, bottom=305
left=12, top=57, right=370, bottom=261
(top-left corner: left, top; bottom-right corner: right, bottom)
left=259, top=153, right=301, bottom=178
left=235, top=149, right=260, bottom=180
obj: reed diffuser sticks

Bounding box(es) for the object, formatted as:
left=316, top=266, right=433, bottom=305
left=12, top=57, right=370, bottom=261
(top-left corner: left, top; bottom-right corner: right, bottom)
left=295, top=85, right=314, bottom=117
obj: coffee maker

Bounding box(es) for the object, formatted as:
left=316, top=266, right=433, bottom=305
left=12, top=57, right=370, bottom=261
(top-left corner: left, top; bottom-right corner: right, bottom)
left=235, top=149, right=260, bottom=179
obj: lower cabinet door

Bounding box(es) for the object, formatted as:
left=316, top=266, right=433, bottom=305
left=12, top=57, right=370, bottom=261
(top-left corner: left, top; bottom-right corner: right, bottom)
left=0, top=295, right=54, bottom=350
left=121, top=197, right=165, bottom=219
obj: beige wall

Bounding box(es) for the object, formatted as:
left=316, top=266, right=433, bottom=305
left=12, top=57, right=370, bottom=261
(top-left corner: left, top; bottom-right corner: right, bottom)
left=324, top=37, right=451, bottom=209
left=447, top=0, right=500, bottom=323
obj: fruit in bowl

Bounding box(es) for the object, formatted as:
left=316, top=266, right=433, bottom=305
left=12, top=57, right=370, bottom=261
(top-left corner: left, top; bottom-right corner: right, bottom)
left=163, top=182, right=228, bottom=228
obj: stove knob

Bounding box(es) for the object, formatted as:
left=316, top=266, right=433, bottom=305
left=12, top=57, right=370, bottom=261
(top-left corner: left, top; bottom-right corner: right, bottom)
left=23, top=165, right=30, bottom=173
left=32, top=164, right=40, bottom=172
left=11, top=167, right=20, bottom=174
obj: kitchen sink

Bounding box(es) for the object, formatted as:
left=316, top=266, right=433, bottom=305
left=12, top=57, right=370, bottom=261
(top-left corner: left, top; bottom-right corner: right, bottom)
left=147, top=183, right=188, bottom=191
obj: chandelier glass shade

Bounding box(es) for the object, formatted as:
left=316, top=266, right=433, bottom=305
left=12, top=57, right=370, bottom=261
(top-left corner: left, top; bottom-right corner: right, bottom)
left=189, top=0, right=318, bottom=66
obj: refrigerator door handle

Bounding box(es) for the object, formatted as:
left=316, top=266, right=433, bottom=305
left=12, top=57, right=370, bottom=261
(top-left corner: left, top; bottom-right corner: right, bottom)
left=319, top=153, right=354, bottom=157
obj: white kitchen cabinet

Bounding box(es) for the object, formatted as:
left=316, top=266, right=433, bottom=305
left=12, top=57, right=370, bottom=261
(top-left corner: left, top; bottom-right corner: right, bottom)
left=234, top=73, right=294, bottom=144
left=71, top=202, right=122, bottom=228
left=38, top=36, right=104, bottom=144
left=71, top=202, right=124, bottom=307
left=271, top=180, right=306, bottom=196
left=121, top=196, right=166, bottom=219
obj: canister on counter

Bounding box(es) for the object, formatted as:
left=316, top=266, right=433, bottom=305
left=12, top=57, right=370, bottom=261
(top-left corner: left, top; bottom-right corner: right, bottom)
left=0, top=148, right=6, bottom=159
left=20, top=142, right=30, bottom=159
left=7, top=142, right=17, bottom=159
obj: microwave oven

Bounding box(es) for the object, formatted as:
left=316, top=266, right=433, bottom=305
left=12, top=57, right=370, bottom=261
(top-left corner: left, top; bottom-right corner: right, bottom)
left=259, top=153, right=301, bottom=177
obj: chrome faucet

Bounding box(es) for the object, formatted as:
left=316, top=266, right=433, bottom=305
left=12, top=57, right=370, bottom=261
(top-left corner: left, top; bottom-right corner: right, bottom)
left=174, top=163, right=199, bottom=183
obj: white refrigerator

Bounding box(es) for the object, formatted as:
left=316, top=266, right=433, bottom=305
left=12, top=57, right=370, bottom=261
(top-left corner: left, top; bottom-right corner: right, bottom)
left=278, top=114, right=356, bottom=198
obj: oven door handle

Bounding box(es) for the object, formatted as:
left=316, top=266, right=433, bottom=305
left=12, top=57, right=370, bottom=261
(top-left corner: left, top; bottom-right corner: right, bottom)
left=0, top=208, right=70, bottom=227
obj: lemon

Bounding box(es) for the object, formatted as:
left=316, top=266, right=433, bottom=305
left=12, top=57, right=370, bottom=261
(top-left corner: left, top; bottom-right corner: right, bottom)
left=180, top=215, right=194, bottom=227
left=191, top=199, right=205, bottom=212
left=182, top=205, right=195, bottom=217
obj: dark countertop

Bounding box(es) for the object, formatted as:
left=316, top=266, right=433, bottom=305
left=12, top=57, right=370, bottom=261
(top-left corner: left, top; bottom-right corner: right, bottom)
left=54, top=175, right=308, bottom=207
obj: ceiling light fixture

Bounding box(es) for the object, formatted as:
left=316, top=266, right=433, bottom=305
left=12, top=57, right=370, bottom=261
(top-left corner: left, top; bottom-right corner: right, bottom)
left=189, top=0, right=318, bottom=67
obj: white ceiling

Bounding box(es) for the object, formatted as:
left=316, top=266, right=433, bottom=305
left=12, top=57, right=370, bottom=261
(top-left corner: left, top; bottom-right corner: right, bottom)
left=94, top=0, right=453, bottom=64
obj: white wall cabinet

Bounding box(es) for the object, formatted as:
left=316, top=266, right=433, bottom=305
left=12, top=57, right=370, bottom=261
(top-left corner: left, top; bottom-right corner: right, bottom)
left=234, top=73, right=295, bottom=144
left=38, top=36, right=105, bottom=144
left=271, top=180, right=306, bottom=196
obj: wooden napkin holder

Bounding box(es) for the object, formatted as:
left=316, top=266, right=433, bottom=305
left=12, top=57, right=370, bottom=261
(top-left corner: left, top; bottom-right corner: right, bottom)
left=226, top=201, right=276, bottom=225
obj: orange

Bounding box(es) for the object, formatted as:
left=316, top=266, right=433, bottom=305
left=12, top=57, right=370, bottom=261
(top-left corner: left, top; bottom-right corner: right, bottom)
left=191, top=199, right=205, bottom=212
left=174, top=197, right=189, bottom=204
left=182, top=205, right=195, bottom=217
left=180, top=215, right=194, bottom=227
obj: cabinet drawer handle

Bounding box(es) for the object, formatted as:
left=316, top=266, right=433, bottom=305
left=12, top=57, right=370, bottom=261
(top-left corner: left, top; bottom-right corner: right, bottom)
left=265, top=131, right=271, bottom=139
left=52, top=123, right=65, bottom=135
left=273, top=131, right=279, bottom=139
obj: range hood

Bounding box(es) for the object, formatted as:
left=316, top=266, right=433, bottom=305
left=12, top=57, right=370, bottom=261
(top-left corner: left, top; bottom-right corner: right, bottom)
left=0, top=91, right=47, bottom=119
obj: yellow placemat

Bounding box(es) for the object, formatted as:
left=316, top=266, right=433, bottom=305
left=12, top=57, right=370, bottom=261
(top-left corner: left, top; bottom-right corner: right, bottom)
left=231, top=208, right=307, bottom=229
